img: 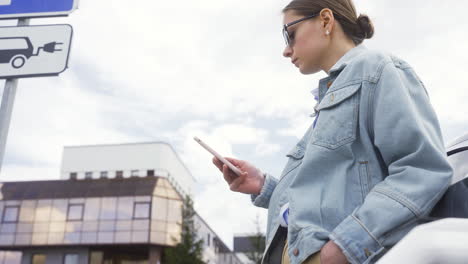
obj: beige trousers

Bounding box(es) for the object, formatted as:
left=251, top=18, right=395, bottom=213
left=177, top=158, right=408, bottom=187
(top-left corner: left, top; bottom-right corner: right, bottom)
left=281, top=242, right=321, bottom=264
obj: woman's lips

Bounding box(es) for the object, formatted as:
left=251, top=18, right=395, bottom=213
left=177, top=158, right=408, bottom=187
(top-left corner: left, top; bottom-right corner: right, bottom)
left=292, top=58, right=299, bottom=67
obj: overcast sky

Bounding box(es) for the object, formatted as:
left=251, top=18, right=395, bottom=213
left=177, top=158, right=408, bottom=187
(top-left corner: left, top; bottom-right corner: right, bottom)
left=0, top=0, right=467, bottom=249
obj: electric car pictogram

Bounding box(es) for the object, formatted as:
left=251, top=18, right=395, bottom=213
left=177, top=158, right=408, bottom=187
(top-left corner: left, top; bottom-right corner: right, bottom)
left=0, top=37, right=63, bottom=69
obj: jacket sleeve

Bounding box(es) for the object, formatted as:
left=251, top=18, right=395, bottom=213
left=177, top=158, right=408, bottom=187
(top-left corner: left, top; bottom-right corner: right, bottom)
left=250, top=173, right=278, bottom=209
left=329, top=62, right=453, bottom=264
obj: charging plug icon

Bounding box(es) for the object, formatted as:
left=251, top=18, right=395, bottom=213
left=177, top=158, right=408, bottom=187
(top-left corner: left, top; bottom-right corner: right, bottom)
left=42, top=42, right=63, bottom=53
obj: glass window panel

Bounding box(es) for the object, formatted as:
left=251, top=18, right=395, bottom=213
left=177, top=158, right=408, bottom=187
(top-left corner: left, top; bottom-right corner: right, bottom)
left=132, top=220, right=149, bottom=231
left=33, top=223, right=49, bottom=233
left=17, top=223, right=33, bottom=233
left=69, top=198, right=85, bottom=204
left=114, top=231, right=131, bottom=243
left=89, top=251, right=103, bottom=264
left=131, top=231, right=148, bottom=243
left=151, top=220, right=167, bottom=232
left=0, top=234, right=14, bottom=245
left=100, top=198, right=117, bottom=220
left=0, top=224, right=16, bottom=233
left=167, top=223, right=181, bottom=235
left=47, top=232, right=64, bottom=244
left=151, top=197, right=167, bottom=221
left=116, top=220, right=132, bottom=231
left=65, top=222, right=82, bottom=233
left=14, top=234, right=32, bottom=245
left=2, top=206, right=19, bottom=223
left=32, top=254, right=46, bottom=264
left=131, top=170, right=138, bottom=177
left=97, top=232, right=114, bottom=244
left=135, top=196, right=151, bottom=202
left=166, top=187, right=180, bottom=200
left=64, top=254, right=79, bottom=264
left=84, top=198, right=100, bottom=221
left=19, top=200, right=36, bottom=222
left=5, top=201, right=20, bottom=206
left=81, top=232, right=97, bottom=244
left=133, top=203, right=150, bottom=219
left=150, top=232, right=166, bottom=245
left=166, top=231, right=179, bottom=246
left=50, top=199, right=68, bottom=221
left=117, top=197, right=133, bottom=220
left=153, top=186, right=168, bottom=197
left=49, top=222, right=65, bottom=233
left=64, top=232, right=80, bottom=244
left=81, top=221, right=98, bottom=232
left=31, top=233, right=48, bottom=245
left=67, top=204, right=84, bottom=221
left=167, top=200, right=182, bottom=222
left=4, top=251, right=21, bottom=264
left=35, top=200, right=52, bottom=222
left=98, top=220, right=115, bottom=232
left=100, top=171, right=108, bottom=178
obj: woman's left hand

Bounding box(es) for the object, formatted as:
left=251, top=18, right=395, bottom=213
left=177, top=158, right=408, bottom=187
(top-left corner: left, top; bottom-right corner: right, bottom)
left=320, top=240, right=348, bottom=264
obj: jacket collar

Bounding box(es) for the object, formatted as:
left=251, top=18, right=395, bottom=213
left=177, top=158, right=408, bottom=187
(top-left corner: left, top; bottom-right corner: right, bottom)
left=328, top=44, right=367, bottom=76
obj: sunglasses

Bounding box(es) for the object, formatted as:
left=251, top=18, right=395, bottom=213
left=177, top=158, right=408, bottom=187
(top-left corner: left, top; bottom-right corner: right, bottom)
left=282, top=14, right=319, bottom=46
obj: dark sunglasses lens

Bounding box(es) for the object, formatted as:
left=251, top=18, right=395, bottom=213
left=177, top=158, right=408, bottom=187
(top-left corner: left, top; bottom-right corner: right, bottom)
left=282, top=28, right=290, bottom=46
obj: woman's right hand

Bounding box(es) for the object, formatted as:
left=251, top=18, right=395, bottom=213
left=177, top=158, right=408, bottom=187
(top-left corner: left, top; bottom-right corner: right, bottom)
left=212, top=157, right=265, bottom=195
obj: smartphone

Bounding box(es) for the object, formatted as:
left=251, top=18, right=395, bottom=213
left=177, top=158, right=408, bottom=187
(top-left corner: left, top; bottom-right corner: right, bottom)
left=193, top=137, right=243, bottom=176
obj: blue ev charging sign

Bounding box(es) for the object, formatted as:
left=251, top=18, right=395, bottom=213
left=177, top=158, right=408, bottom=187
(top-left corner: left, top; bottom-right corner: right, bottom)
left=0, top=0, right=78, bottom=19
left=0, top=24, right=73, bottom=79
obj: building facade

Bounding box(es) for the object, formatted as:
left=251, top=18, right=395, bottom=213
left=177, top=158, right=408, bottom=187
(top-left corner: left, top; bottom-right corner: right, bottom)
left=0, top=142, right=244, bottom=264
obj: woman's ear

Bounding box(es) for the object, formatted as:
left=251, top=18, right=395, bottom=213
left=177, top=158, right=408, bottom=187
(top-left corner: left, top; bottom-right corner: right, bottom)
left=319, top=8, right=335, bottom=32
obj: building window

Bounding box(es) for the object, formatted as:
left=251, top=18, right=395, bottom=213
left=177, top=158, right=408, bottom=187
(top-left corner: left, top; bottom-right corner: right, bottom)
left=67, top=204, right=84, bottom=221
left=89, top=251, right=103, bottom=264
left=130, top=170, right=139, bottom=177
left=147, top=170, right=155, bottom=176
left=85, top=172, right=93, bottom=179
left=31, top=254, right=46, bottom=264
left=100, top=171, right=108, bottom=178
left=69, top=172, right=77, bottom=179
left=2, top=206, right=19, bottom=223
left=116, top=171, right=123, bottom=178
left=207, top=233, right=210, bottom=247
left=64, top=254, right=78, bottom=264
left=2, top=251, right=22, bottom=264
left=133, top=202, right=150, bottom=219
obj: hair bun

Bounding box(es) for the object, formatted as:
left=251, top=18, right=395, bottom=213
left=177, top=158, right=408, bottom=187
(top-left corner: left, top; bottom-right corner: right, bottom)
left=357, top=14, right=374, bottom=39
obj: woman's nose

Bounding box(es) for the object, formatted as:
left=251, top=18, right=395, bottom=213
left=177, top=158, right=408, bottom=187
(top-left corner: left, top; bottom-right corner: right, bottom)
left=283, top=45, right=292, bottom=58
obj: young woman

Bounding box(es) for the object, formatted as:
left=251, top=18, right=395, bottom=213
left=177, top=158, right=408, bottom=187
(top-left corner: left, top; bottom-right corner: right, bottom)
left=213, top=0, right=453, bottom=263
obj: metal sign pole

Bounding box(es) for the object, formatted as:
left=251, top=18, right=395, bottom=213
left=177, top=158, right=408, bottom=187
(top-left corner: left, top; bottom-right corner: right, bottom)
left=0, top=18, right=29, bottom=175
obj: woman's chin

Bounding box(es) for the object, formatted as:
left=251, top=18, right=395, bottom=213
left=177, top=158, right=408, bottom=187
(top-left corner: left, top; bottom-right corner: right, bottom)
left=299, top=64, right=320, bottom=75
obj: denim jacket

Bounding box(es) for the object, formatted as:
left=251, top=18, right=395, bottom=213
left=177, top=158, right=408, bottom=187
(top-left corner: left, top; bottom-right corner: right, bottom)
left=252, top=45, right=453, bottom=264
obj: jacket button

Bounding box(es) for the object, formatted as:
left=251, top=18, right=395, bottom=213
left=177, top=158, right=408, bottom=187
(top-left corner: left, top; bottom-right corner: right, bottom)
left=327, top=81, right=333, bottom=88
left=293, top=248, right=299, bottom=256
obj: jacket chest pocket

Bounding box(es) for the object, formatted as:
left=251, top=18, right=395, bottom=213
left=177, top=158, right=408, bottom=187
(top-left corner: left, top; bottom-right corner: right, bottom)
left=311, top=83, right=361, bottom=150
left=279, top=144, right=305, bottom=180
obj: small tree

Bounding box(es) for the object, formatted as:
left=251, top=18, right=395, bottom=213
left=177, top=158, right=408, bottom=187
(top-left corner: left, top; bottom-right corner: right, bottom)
left=245, top=213, right=265, bottom=264
left=164, top=195, right=206, bottom=264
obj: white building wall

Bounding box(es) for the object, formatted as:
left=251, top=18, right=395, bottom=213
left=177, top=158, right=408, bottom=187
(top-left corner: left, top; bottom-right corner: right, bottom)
left=60, top=142, right=195, bottom=195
